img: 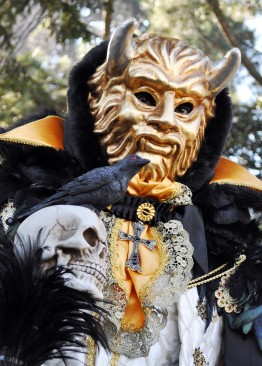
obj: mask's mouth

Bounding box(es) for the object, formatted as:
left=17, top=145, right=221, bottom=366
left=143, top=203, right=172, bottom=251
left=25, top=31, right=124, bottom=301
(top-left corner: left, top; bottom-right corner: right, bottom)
left=139, top=136, right=183, bottom=159
left=106, top=130, right=185, bottom=165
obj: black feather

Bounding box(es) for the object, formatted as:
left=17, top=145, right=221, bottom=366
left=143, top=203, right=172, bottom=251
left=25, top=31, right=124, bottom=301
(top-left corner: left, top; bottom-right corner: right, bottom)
left=0, top=235, right=108, bottom=366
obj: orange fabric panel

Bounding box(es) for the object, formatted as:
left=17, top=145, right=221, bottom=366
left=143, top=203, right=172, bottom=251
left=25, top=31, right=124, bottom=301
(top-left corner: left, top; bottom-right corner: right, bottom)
left=212, top=157, right=262, bottom=191
left=0, top=115, right=64, bottom=150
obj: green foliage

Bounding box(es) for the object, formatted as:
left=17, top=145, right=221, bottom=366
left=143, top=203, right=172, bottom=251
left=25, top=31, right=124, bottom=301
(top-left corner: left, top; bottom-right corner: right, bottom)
left=0, top=53, right=67, bottom=125
left=0, top=0, right=102, bottom=50
left=225, top=100, right=262, bottom=179
left=0, top=0, right=100, bottom=125
left=39, top=0, right=99, bottom=43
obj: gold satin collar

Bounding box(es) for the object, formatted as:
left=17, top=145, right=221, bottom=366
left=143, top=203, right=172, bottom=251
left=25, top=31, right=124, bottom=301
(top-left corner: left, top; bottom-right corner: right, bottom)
left=127, top=175, right=182, bottom=201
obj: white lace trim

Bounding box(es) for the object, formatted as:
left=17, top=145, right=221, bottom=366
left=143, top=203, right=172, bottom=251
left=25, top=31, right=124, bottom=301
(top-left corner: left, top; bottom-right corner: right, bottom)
left=166, top=183, right=192, bottom=206
left=104, top=306, right=168, bottom=358
left=144, top=220, right=194, bottom=308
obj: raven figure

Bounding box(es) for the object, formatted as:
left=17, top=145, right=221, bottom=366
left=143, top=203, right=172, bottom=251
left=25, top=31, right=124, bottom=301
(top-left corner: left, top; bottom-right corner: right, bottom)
left=13, top=154, right=150, bottom=222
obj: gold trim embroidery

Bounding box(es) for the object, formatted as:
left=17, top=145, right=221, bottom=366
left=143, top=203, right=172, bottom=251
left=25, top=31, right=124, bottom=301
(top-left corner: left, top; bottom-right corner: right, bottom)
left=210, top=179, right=262, bottom=191
left=110, top=217, right=129, bottom=300
left=120, top=321, right=144, bottom=333
left=86, top=337, right=96, bottom=366
left=193, top=347, right=206, bottom=366
left=100, top=212, right=193, bottom=358
left=110, top=352, right=120, bottom=366
left=0, top=136, right=53, bottom=147
left=215, top=274, right=241, bottom=313
left=187, top=254, right=246, bottom=288
left=0, top=115, right=64, bottom=150
left=196, top=301, right=207, bottom=321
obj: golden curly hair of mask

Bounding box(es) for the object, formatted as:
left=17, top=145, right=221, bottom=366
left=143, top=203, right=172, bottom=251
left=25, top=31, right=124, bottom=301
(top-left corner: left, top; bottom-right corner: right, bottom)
left=88, top=35, right=216, bottom=179
left=88, top=64, right=127, bottom=136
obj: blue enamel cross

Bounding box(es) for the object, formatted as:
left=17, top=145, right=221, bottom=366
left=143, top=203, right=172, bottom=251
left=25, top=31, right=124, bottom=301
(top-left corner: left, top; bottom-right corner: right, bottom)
left=119, top=221, right=156, bottom=273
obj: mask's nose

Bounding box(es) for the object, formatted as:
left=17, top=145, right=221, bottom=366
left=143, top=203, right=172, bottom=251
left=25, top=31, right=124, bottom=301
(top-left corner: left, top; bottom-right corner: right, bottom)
left=148, top=92, right=179, bottom=132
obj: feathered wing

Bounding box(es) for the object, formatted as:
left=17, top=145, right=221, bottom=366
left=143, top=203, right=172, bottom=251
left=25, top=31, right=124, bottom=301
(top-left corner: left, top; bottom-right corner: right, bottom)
left=67, top=167, right=112, bottom=194
left=0, top=235, right=108, bottom=366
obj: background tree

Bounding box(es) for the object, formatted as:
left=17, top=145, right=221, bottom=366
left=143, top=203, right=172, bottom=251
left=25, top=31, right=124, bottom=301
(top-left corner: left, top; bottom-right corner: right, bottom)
left=0, top=0, right=103, bottom=124
left=0, top=0, right=147, bottom=123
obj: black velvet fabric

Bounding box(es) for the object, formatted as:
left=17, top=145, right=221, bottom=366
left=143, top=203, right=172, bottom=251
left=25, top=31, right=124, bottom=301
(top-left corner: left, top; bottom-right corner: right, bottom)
left=110, top=194, right=175, bottom=224
left=224, top=316, right=262, bottom=366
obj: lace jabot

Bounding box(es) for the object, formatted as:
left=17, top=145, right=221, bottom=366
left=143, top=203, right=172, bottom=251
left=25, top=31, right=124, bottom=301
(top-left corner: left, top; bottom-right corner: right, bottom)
left=99, top=180, right=194, bottom=358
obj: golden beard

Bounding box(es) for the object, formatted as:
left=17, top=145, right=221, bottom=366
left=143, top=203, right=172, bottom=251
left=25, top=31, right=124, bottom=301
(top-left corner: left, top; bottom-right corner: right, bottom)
left=126, top=143, right=196, bottom=182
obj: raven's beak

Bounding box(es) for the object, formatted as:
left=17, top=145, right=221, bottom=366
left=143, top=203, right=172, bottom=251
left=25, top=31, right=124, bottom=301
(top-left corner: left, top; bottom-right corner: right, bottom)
left=137, top=157, right=151, bottom=166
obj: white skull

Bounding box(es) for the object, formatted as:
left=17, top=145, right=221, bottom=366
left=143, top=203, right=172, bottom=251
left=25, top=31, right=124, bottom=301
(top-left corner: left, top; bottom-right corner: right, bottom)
left=15, top=205, right=108, bottom=298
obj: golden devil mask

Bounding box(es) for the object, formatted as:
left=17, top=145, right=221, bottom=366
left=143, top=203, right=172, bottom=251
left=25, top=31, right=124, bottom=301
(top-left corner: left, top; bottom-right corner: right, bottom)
left=89, top=19, right=241, bottom=182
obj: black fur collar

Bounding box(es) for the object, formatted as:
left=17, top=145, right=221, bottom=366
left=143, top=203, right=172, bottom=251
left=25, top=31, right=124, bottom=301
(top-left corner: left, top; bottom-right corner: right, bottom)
left=64, top=41, right=109, bottom=172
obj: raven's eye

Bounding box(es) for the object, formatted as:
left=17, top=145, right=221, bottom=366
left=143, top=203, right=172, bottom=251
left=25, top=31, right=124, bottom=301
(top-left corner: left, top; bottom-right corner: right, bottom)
left=175, top=102, right=194, bottom=115
left=134, top=92, right=156, bottom=107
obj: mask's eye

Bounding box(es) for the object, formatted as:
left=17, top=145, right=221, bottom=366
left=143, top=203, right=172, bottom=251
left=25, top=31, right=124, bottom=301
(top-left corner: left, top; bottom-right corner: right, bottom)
left=134, top=92, right=156, bottom=107
left=175, top=102, right=194, bottom=115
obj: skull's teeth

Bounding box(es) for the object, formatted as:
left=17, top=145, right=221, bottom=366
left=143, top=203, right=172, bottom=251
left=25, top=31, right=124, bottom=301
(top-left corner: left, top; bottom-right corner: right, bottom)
left=69, top=261, right=106, bottom=283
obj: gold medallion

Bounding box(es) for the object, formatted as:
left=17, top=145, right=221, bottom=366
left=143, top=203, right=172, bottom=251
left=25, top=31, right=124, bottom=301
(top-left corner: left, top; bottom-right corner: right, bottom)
left=136, top=203, right=155, bottom=222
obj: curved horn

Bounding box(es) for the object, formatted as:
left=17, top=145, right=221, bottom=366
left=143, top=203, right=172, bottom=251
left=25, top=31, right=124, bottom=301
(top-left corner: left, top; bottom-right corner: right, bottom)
left=208, top=48, right=241, bottom=96
left=106, top=18, right=137, bottom=77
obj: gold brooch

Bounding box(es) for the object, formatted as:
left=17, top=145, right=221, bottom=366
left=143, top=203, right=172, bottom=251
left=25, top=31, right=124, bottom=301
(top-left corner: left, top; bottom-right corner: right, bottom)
left=136, top=203, right=155, bottom=222
left=215, top=275, right=241, bottom=313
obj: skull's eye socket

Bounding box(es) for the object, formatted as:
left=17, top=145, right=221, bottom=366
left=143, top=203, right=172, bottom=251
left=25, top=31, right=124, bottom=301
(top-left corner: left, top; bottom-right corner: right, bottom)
left=175, top=102, right=194, bottom=115
left=134, top=92, right=156, bottom=107
left=84, top=228, right=98, bottom=247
